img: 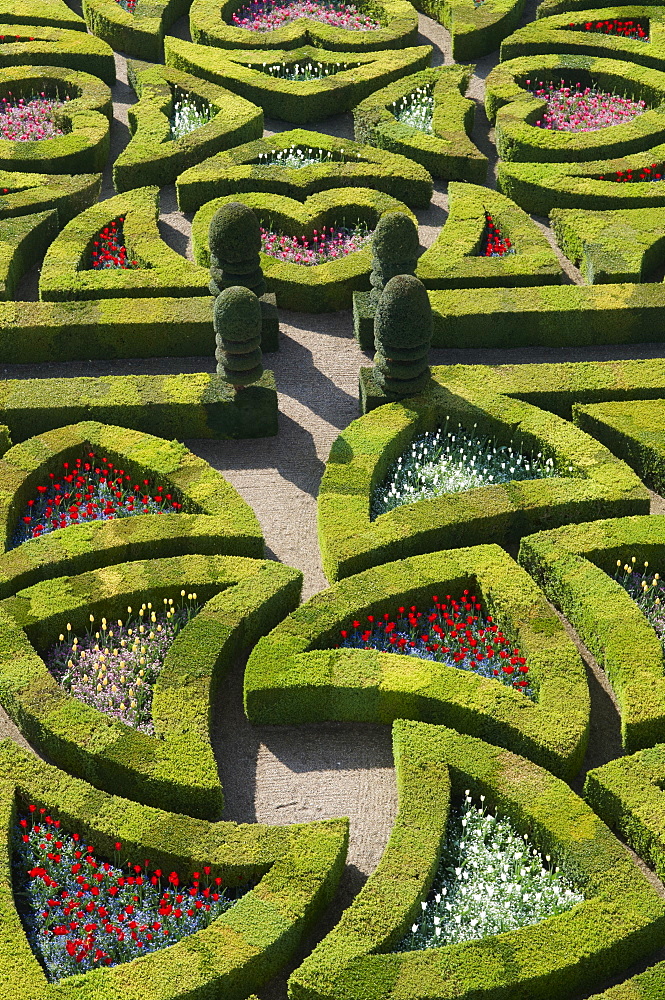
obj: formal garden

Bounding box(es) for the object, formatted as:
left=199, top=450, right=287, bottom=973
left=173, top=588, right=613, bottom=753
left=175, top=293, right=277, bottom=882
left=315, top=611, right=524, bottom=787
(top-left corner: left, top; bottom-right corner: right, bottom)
left=1, top=0, right=665, bottom=996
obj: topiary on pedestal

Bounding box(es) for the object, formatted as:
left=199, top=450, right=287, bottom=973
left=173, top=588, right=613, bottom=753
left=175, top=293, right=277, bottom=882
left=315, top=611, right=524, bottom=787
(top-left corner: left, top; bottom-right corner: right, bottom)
left=373, top=273, right=431, bottom=399
left=369, top=211, right=420, bottom=306
left=214, top=284, right=264, bottom=388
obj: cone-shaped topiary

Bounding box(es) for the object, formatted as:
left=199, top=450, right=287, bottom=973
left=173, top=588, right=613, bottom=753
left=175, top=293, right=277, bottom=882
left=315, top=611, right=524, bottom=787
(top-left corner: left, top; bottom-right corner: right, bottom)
left=209, top=201, right=267, bottom=298
left=369, top=211, right=420, bottom=306
left=214, top=284, right=264, bottom=388
left=373, top=273, right=431, bottom=398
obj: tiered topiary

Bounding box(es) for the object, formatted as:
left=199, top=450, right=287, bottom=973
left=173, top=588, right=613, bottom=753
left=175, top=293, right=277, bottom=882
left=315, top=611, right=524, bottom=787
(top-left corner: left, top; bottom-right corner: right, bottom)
left=208, top=200, right=279, bottom=342
left=369, top=211, right=419, bottom=306
left=372, top=273, right=432, bottom=399
left=214, top=285, right=264, bottom=388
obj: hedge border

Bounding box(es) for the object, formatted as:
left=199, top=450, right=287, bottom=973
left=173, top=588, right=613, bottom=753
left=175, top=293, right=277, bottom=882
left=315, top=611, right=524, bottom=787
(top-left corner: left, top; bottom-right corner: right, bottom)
left=0, top=738, right=347, bottom=1000
left=0, top=23, right=115, bottom=84
left=0, top=65, right=111, bottom=174
left=0, top=371, right=280, bottom=441
left=414, top=0, right=526, bottom=60
left=519, top=514, right=665, bottom=752
left=288, top=719, right=665, bottom=1000
left=245, top=544, right=589, bottom=779
left=190, top=0, right=419, bottom=50
left=0, top=170, right=101, bottom=225
left=0, top=553, right=302, bottom=818
left=39, top=185, right=209, bottom=301
left=352, top=65, right=488, bottom=182
left=0, top=210, right=58, bottom=300
left=83, top=0, right=190, bottom=61
left=192, top=189, right=416, bottom=313
left=176, top=127, right=433, bottom=212
left=113, top=61, right=263, bottom=193
left=0, top=420, right=264, bottom=596
left=550, top=204, right=665, bottom=282
left=0, top=0, right=86, bottom=30
left=486, top=55, right=665, bottom=163
left=573, top=398, right=665, bottom=491
left=164, top=36, right=432, bottom=124
left=415, top=181, right=563, bottom=287
left=319, top=365, right=649, bottom=582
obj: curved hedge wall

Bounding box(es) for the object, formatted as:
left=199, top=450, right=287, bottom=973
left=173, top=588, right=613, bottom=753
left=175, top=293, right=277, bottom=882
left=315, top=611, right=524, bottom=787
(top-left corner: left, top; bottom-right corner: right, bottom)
left=0, top=0, right=86, bottom=29
left=550, top=204, right=665, bottom=282
left=0, top=23, right=115, bottom=83
left=0, top=169, right=101, bottom=224
left=573, top=398, right=665, bottom=490
left=416, top=0, right=526, bottom=59
left=83, top=0, right=190, bottom=61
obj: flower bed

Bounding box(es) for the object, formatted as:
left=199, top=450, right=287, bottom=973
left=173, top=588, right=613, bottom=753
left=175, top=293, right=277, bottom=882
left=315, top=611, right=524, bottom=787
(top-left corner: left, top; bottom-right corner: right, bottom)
left=391, top=83, right=434, bottom=133
left=46, top=594, right=200, bottom=733
left=398, top=792, right=581, bottom=951
left=15, top=806, right=245, bottom=979
left=258, top=57, right=357, bottom=79
left=615, top=557, right=665, bottom=642
left=338, top=592, right=531, bottom=695
left=571, top=18, right=648, bottom=41
left=371, top=421, right=560, bottom=518
left=90, top=217, right=140, bottom=270
left=528, top=78, right=647, bottom=131
left=480, top=211, right=514, bottom=255
left=231, top=0, right=381, bottom=31
left=169, top=87, right=212, bottom=139
left=260, top=222, right=372, bottom=264
left=0, top=91, right=68, bottom=140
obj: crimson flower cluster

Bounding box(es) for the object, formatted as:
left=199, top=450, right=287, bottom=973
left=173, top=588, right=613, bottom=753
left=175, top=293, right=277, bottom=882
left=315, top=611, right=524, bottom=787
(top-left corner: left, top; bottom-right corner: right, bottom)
left=337, top=592, right=531, bottom=695
left=90, top=217, right=139, bottom=270
left=598, top=162, right=663, bottom=182
left=570, top=18, right=648, bottom=40
left=12, top=451, right=187, bottom=549
left=15, top=807, right=243, bottom=981
left=481, top=214, right=514, bottom=257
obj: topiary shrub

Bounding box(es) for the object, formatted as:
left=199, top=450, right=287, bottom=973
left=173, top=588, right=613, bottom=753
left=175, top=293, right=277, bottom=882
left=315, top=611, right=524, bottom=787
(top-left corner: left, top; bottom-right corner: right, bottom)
left=373, top=273, right=432, bottom=398
left=208, top=200, right=267, bottom=297
left=369, top=210, right=419, bottom=306
left=214, top=284, right=264, bottom=388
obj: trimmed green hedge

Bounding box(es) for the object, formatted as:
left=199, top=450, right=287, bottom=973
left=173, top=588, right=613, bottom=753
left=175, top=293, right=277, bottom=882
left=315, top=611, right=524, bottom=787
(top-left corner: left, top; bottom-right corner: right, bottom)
left=319, top=365, right=648, bottom=581
left=0, top=24, right=115, bottom=84
left=83, top=0, right=190, bottom=60
left=0, top=370, right=279, bottom=441
left=288, top=719, right=665, bottom=1000
left=190, top=0, right=418, bottom=50
left=0, top=0, right=86, bottom=29
left=0, top=65, right=111, bottom=173
left=414, top=0, right=525, bottom=59
left=192, top=189, right=415, bottom=312
left=0, top=420, right=264, bottom=595
left=39, top=186, right=208, bottom=301
left=353, top=65, right=488, bottom=182
left=0, top=169, right=100, bottom=224
left=114, top=61, right=263, bottom=192
left=551, top=204, right=665, bottom=282
left=502, top=7, right=665, bottom=69
left=584, top=964, right=665, bottom=999
left=573, top=398, right=665, bottom=491
left=245, top=544, right=589, bottom=778
left=519, top=514, right=665, bottom=751
left=486, top=55, right=665, bottom=162
left=177, top=128, right=433, bottom=212
left=0, top=553, right=301, bottom=817
left=0, top=210, right=57, bottom=300
left=165, top=36, right=432, bottom=124
left=416, top=181, right=562, bottom=287
left=0, top=738, right=347, bottom=999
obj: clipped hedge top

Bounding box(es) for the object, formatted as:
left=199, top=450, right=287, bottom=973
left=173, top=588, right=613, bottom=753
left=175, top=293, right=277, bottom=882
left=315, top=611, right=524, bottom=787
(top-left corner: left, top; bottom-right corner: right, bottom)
left=0, top=23, right=115, bottom=84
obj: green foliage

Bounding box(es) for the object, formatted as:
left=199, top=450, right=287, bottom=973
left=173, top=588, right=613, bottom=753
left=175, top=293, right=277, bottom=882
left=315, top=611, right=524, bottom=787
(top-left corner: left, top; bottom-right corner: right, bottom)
left=288, top=720, right=665, bottom=1000
left=165, top=36, right=432, bottom=124
left=0, top=739, right=347, bottom=999
left=0, top=210, right=58, bottom=300
left=0, top=0, right=86, bottom=29
left=83, top=0, right=190, bottom=60
left=215, top=285, right=264, bottom=386
left=573, top=398, right=665, bottom=491
left=551, top=205, right=665, bottom=282
left=191, top=0, right=419, bottom=50
left=353, top=65, right=488, bottom=181
left=415, top=0, right=526, bottom=58
left=209, top=200, right=266, bottom=298
left=369, top=211, right=419, bottom=305
left=176, top=128, right=433, bottom=212
left=373, top=274, right=431, bottom=398
left=193, top=189, right=416, bottom=312
left=0, top=169, right=100, bottom=225
left=0, top=23, right=115, bottom=83
left=319, top=362, right=649, bottom=582
left=113, top=62, right=263, bottom=192
left=245, top=544, right=589, bottom=777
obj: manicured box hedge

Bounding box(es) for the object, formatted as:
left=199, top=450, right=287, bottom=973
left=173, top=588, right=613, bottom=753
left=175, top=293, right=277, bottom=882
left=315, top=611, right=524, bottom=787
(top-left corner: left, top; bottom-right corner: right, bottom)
left=114, top=61, right=263, bottom=192
left=190, top=0, right=419, bottom=50
left=353, top=65, right=488, bottom=182
left=0, top=420, right=264, bottom=596
left=0, top=169, right=101, bottom=224
left=0, top=371, right=280, bottom=441
left=192, top=188, right=415, bottom=312
left=0, top=65, right=111, bottom=173
left=39, top=185, right=209, bottom=301
left=0, top=0, right=86, bottom=29
left=319, top=365, right=648, bottom=582
left=165, top=36, right=432, bottom=124
left=573, top=398, right=665, bottom=492
left=0, top=552, right=301, bottom=817
left=0, top=209, right=58, bottom=300
left=416, top=181, right=562, bottom=287
left=414, top=0, right=526, bottom=59
left=519, top=514, right=665, bottom=751
left=486, top=55, right=665, bottom=162
left=176, top=127, right=433, bottom=212
left=83, top=0, right=190, bottom=61
left=0, top=24, right=115, bottom=83
left=245, top=544, right=589, bottom=778
left=501, top=6, right=665, bottom=69
left=0, top=738, right=347, bottom=1000
left=550, top=204, right=665, bottom=282
left=288, top=719, right=665, bottom=1000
